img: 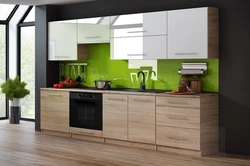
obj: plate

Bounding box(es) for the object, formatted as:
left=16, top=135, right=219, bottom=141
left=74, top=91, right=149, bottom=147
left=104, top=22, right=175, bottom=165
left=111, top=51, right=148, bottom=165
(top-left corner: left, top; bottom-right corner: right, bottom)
left=168, top=91, right=195, bottom=95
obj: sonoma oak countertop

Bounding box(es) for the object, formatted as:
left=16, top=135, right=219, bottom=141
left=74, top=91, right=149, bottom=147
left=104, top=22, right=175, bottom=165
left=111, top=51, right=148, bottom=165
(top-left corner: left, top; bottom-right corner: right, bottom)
left=41, top=88, right=217, bottom=98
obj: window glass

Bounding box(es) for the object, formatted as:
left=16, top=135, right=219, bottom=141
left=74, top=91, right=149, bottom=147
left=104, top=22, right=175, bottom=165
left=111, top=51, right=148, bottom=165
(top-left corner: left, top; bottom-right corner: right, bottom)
left=23, top=7, right=35, bottom=22
left=0, top=4, right=15, bottom=20
left=0, top=25, right=6, bottom=118
left=20, top=26, right=35, bottom=119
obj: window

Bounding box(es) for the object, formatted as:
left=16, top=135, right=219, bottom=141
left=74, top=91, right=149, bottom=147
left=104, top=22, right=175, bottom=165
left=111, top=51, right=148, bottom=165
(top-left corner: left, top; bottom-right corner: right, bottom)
left=23, top=7, right=34, bottom=22
left=0, top=4, right=16, bottom=20
left=0, top=24, right=6, bottom=118
left=18, top=6, right=35, bottom=120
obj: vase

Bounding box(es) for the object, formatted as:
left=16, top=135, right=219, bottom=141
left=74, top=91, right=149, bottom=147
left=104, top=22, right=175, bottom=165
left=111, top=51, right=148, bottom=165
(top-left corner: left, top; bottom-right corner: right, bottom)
left=9, top=98, right=21, bottom=124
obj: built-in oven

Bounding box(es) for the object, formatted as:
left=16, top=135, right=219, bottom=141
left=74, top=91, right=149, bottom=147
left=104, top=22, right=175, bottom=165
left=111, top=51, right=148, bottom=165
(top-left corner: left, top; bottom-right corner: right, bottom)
left=70, top=92, right=102, bottom=131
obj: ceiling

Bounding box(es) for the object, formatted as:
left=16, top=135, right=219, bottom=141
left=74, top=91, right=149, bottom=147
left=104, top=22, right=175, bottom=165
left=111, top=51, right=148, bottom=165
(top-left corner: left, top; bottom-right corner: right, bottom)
left=0, top=0, right=98, bottom=5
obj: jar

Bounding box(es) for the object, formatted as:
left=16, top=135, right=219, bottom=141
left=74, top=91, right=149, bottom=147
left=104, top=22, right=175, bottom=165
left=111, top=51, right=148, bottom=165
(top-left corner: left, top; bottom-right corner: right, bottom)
left=191, top=76, right=202, bottom=93
left=179, top=76, right=189, bottom=92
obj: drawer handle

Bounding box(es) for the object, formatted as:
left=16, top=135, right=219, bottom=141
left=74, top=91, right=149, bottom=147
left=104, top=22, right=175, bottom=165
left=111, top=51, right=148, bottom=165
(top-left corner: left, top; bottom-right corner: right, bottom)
left=127, top=54, right=147, bottom=56
left=127, top=30, right=147, bottom=33
left=49, top=94, right=62, bottom=97
left=175, top=53, right=198, bottom=55
left=168, top=115, right=189, bottom=121
left=79, top=131, right=93, bottom=135
left=134, top=99, right=152, bottom=103
left=108, top=98, right=125, bottom=101
left=55, top=56, right=70, bottom=58
left=168, top=136, right=189, bottom=141
left=168, top=101, right=188, bottom=105
left=85, top=36, right=101, bottom=39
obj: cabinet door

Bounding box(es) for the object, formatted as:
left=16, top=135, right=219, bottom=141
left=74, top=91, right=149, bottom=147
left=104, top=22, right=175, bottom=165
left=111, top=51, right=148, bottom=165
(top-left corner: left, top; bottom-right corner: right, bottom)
left=128, top=95, right=155, bottom=144
left=111, top=37, right=143, bottom=60
left=111, top=11, right=167, bottom=38
left=41, top=90, right=69, bottom=132
left=168, top=8, right=208, bottom=59
left=143, top=11, right=167, bottom=36
left=111, top=36, right=167, bottom=60
left=49, top=21, right=77, bottom=60
left=78, top=17, right=110, bottom=44
left=103, top=94, right=128, bottom=140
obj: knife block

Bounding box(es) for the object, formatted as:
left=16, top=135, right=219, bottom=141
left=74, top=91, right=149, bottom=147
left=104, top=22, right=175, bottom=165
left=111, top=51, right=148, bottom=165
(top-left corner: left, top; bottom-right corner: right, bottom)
left=191, top=80, right=202, bottom=93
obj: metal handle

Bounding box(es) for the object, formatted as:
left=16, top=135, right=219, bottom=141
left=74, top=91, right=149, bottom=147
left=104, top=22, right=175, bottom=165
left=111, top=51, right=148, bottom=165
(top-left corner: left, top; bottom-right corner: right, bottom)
left=85, top=36, right=101, bottom=39
left=175, top=53, right=198, bottom=55
left=55, top=56, right=70, bottom=58
left=168, top=136, right=189, bottom=141
left=49, top=94, right=61, bottom=97
left=168, top=115, right=189, bottom=121
left=127, top=54, right=147, bottom=56
left=134, top=99, right=152, bottom=103
left=79, top=131, right=93, bottom=135
left=168, top=101, right=188, bottom=105
left=108, top=98, right=125, bottom=101
left=127, top=30, right=147, bottom=33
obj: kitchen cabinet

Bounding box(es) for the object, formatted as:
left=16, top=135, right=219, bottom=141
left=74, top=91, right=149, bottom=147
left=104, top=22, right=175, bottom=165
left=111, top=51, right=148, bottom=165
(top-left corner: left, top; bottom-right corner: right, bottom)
left=156, top=95, right=219, bottom=156
left=48, top=21, right=88, bottom=61
left=77, top=17, right=110, bottom=44
left=111, top=35, right=167, bottom=60
left=111, top=11, right=167, bottom=60
left=40, top=90, right=69, bottom=133
left=103, top=94, right=128, bottom=141
left=168, top=7, right=218, bottom=59
left=111, top=11, right=167, bottom=37
left=128, top=95, right=155, bottom=144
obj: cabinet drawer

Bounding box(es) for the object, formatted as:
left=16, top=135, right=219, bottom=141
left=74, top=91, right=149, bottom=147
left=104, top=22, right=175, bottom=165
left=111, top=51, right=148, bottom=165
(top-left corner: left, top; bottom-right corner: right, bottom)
left=70, top=127, right=103, bottom=137
left=156, top=126, right=200, bottom=150
left=156, top=96, right=200, bottom=108
left=156, top=106, right=200, bottom=129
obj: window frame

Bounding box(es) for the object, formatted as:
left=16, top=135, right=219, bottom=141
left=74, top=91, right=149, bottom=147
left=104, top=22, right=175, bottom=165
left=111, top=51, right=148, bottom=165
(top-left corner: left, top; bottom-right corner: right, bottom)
left=17, top=6, right=35, bottom=122
left=0, top=5, right=19, bottom=120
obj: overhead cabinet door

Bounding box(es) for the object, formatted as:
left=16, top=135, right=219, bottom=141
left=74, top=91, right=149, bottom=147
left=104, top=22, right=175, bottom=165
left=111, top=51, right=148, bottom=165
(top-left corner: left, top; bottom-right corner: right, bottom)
left=78, top=17, right=110, bottom=43
left=168, top=8, right=208, bottom=59
left=111, top=11, right=167, bottom=37
left=49, top=21, right=77, bottom=60
left=111, top=35, right=167, bottom=60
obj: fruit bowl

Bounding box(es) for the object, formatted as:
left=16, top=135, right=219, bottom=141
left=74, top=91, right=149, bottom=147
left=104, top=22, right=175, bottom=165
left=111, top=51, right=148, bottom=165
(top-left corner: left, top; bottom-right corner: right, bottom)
left=59, top=81, right=79, bottom=88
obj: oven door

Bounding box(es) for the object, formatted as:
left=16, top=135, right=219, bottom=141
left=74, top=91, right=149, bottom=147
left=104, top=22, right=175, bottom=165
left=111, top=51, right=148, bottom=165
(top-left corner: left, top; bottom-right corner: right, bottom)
left=70, top=98, right=102, bottom=131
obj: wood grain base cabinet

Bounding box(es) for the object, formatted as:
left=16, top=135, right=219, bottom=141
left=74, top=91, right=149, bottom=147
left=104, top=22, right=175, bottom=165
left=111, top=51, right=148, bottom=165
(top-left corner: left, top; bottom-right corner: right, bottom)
left=103, top=94, right=128, bottom=140
left=156, top=94, right=219, bottom=156
left=41, top=90, right=69, bottom=133
left=128, top=95, right=155, bottom=144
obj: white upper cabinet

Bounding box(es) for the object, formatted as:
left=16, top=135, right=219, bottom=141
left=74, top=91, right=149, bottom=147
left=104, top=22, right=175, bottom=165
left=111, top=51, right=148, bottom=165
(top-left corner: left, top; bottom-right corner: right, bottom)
left=48, top=20, right=78, bottom=61
left=77, top=17, right=110, bottom=44
left=111, top=11, right=167, bottom=37
left=111, top=36, right=167, bottom=60
left=168, top=7, right=219, bottom=59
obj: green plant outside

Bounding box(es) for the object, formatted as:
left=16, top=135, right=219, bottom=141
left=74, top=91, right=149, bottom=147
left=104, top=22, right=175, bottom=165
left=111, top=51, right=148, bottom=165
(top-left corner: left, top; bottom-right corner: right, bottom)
left=61, top=43, right=218, bottom=92
left=1, top=76, right=30, bottom=100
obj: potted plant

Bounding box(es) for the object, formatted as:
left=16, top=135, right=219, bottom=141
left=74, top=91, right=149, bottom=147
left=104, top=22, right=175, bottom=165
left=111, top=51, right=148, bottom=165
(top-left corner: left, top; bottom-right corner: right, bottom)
left=0, top=76, right=30, bottom=124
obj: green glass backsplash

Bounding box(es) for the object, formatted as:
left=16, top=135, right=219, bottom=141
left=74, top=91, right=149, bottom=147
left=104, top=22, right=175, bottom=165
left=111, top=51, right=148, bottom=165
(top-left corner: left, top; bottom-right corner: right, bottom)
left=61, top=43, right=218, bottom=92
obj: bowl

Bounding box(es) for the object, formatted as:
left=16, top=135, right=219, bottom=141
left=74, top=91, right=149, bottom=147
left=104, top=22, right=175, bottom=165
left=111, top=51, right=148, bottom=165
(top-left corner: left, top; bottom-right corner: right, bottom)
left=59, top=81, right=79, bottom=88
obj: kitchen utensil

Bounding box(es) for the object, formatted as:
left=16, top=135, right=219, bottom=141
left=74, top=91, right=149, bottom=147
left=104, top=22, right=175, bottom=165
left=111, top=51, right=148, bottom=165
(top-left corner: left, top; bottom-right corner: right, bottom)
left=60, top=63, right=65, bottom=81
left=71, top=65, right=76, bottom=80
left=81, top=65, right=86, bottom=83
left=76, top=65, right=81, bottom=82
left=94, top=77, right=111, bottom=90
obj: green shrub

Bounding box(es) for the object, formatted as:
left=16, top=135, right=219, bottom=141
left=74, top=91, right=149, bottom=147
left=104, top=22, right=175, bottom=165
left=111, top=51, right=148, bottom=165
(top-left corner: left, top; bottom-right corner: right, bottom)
left=1, top=76, right=30, bottom=100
